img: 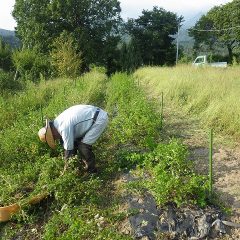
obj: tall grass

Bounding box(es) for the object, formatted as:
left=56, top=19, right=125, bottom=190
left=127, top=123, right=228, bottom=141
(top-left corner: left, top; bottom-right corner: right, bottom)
left=0, top=70, right=107, bottom=203
left=134, top=65, right=240, bottom=138
left=0, top=70, right=210, bottom=239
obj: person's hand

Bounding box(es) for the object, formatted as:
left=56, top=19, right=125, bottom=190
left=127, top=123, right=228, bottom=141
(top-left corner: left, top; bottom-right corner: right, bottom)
left=64, top=150, right=74, bottom=159
left=60, top=150, right=74, bottom=176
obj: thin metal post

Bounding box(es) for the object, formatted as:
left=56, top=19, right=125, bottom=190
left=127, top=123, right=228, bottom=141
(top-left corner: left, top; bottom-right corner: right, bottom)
left=40, top=104, right=44, bottom=125
left=160, top=92, right=163, bottom=129
left=209, top=129, right=213, bottom=197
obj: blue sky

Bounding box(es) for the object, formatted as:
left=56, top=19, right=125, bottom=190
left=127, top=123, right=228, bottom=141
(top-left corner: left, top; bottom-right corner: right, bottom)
left=0, top=0, right=232, bottom=30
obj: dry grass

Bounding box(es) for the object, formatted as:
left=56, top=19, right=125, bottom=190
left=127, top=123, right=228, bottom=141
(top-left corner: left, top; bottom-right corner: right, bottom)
left=134, top=65, right=240, bottom=139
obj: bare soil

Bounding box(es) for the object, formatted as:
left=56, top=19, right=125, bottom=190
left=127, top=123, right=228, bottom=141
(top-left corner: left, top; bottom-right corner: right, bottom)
left=163, top=105, right=240, bottom=239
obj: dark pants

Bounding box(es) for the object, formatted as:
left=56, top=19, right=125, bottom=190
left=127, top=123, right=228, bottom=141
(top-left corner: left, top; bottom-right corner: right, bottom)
left=77, top=142, right=96, bottom=172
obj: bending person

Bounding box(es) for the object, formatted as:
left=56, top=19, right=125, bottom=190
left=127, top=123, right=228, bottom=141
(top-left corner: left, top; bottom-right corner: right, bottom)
left=38, top=104, right=108, bottom=173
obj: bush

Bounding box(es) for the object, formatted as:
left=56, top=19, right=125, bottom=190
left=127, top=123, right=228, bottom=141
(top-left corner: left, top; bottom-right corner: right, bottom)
left=0, top=38, right=13, bottom=71
left=12, top=48, right=51, bottom=82
left=50, top=32, right=82, bottom=78
left=0, top=69, right=22, bottom=92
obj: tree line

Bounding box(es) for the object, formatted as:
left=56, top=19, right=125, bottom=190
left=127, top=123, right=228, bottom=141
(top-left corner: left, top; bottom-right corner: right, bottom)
left=1, top=0, right=240, bottom=92
left=189, top=0, right=240, bottom=64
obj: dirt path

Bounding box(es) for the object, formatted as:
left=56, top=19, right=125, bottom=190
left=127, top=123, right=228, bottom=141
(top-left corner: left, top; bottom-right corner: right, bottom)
left=163, top=104, right=240, bottom=239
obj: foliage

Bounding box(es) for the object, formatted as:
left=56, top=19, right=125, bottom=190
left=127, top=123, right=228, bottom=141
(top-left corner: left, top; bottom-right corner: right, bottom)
left=50, top=31, right=82, bottom=78
left=189, top=0, right=240, bottom=63
left=124, top=140, right=208, bottom=207
left=0, top=69, right=22, bottom=93
left=89, top=64, right=107, bottom=74
left=13, top=0, right=122, bottom=72
left=144, top=140, right=208, bottom=207
left=43, top=206, right=132, bottom=240
left=0, top=70, right=107, bottom=203
left=0, top=38, right=13, bottom=71
left=0, top=69, right=210, bottom=238
left=178, top=54, right=193, bottom=64
left=119, top=40, right=142, bottom=73
left=106, top=72, right=208, bottom=207
left=106, top=73, right=160, bottom=149
left=12, top=48, right=51, bottom=82
left=126, top=6, right=183, bottom=66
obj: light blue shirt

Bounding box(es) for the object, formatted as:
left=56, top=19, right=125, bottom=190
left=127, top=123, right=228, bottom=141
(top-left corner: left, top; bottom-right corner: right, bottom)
left=53, top=105, right=99, bottom=150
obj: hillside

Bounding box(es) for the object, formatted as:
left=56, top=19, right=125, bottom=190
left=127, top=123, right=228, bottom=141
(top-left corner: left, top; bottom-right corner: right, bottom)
left=178, top=27, right=194, bottom=52
left=0, top=28, right=20, bottom=48
left=0, top=29, right=15, bottom=36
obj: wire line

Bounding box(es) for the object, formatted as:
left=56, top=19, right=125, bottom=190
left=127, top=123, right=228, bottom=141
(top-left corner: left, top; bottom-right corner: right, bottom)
left=190, top=25, right=240, bottom=32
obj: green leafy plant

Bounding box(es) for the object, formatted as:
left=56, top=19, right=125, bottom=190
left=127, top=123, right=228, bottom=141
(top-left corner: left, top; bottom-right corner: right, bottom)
left=124, top=139, right=209, bottom=207
left=13, top=48, right=50, bottom=82
left=50, top=31, right=82, bottom=78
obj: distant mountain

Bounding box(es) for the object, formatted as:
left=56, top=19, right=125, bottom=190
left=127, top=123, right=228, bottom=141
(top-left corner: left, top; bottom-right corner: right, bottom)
left=178, top=27, right=194, bottom=51
left=177, top=12, right=204, bottom=51
left=182, top=12, right=204, bottom=29
left=0, top=28, right=15, bottom=36
left=0, top=28, right=20, bottom=48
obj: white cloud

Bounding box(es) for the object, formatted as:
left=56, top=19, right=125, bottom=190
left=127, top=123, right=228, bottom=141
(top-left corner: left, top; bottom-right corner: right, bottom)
left=120, top=0, right=232, bottom=21
left=0, top=0, right=16, bottom=30
left=0, top=0, right=233, bottom=30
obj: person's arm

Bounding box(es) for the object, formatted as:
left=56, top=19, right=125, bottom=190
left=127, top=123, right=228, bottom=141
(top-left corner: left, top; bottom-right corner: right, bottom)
left=61, top=125, right=75, bottom=159
left=61, top=134, right=74, bottom=176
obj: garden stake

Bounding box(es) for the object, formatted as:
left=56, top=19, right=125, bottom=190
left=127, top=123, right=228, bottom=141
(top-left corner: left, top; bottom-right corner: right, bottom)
left=209, top=129, right=213, bottom=198
left=40, top=104, right=44, bottom=125
left=160, top=92, right=164, bottom=129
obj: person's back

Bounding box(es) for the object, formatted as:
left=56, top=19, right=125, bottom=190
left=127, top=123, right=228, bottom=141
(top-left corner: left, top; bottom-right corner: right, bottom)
left=38, top=104, right=108, bottom=173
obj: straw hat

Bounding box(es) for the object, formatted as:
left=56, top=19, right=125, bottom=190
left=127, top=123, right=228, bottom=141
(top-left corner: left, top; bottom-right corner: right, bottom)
left=38, top=119, right=56, bottom=149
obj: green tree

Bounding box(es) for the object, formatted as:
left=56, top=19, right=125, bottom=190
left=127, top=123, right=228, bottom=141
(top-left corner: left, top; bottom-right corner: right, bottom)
left=12, top=48, right=50, bottom=82
left=126, top=6, right=183, bottom=66
left=119, top=40, right=142, bottom=73
left=13, top=0, right=122, bottom=71
left=13, top=0, right=52, bottom=52
left=0, top=38, right=13, bottom=71
left=189, top=0, right=240, bottom=63
left=50, top=32, right=82, bottom=78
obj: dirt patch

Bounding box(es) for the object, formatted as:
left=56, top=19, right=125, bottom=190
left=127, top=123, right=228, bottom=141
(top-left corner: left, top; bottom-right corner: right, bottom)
left=163, top=106, right=240, bottom=239
left=115, top=104, right=240, bottom=239
left=116, top=173, right=232, bottom=240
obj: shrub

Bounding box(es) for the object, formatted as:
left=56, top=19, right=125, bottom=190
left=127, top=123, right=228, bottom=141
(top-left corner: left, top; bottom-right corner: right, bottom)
left=0, top=69, right=22, bottom=92
left=0, top=38, right=13, bottom=71
left=50, top=32, right=82, bottom=78
left=12, top=48, right=50, bottom=82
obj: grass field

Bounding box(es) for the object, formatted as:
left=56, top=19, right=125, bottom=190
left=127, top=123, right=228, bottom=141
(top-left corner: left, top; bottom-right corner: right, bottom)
left=134, top=65, right=240, bottom=139
left=1, top=66, right=238, bottom=239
